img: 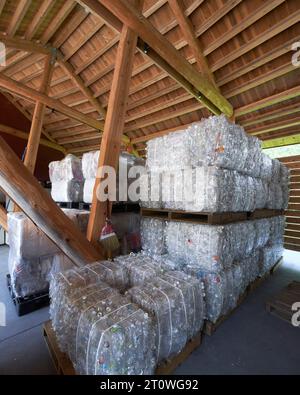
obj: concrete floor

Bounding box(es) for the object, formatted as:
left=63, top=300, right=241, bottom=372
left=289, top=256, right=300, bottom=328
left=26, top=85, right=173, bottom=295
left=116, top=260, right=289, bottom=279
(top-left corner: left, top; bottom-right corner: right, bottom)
left=0, top=245, right=299, bottom=375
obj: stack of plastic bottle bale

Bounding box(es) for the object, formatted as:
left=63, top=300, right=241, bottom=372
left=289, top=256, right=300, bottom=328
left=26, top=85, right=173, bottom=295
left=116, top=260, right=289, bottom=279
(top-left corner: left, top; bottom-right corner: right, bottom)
left=139, top=115, right=289, bottom=324
left=81, top=150, right=145, bottom=204
left=49, top=154, right=84, bottom=203
left=50, top=253, right=205, bottom=374
left=8, top=209, right=90, bottom=298
left=49, top=116, right=288, bottom=375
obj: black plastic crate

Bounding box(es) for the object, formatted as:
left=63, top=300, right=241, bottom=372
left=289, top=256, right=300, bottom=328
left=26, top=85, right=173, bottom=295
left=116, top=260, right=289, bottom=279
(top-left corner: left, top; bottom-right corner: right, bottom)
left=6, top=274, right=50, bottom=317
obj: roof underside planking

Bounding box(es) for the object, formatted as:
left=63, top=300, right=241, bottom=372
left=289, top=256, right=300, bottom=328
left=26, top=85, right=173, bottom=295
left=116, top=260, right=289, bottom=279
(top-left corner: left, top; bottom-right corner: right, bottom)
left=0, top=0, right=299, bottom=156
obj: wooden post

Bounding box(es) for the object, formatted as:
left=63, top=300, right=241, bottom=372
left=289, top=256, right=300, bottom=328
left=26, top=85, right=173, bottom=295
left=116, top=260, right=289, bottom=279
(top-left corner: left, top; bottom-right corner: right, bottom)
left=0, top=204, right=7, bottom=232
left=86, top=1, right=142, bottom=245
left=0, top=135, right=102, bottom=266
left=24, top=52, right=56, bottom=173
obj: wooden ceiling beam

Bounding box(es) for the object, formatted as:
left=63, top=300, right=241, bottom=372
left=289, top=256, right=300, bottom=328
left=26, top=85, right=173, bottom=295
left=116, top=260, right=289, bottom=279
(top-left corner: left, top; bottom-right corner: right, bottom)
left=236, top=86, right=300, bottom=117
left=0, top=1, right=6, bottom=17
left=0, top=35, right=107, bottom=127
left=125, top=60, right=297, bottom=131
left=129, top=83, right=300, bottom=144
left=78, top=0, right=232, bottom=116
left=56, top=54, right=107, bottom=118
left=2, top=92, right=58, bottom=144
left=248, top=117, right=300, bottom=136
left=217, top=37, right=298, bottom=87
left=67, top=144, right=104, bottom=154
left=81, top=0, right=202, bottom=88
left=5, top=53, right=45, bottom=77
left=0, top=34, right=51, bottom=55
left=260, top=128, right=300, bottom=141
left=0, top=135, right=103, bottom=264
left=203, top=0, right=285, bottom=57
left=81, top=0, right=239, bottom=89
left=242, top=103, right=300, bottom=128
left=81, top=0, right=285, bottom=98
left=0, top=123, right=66, bottom=153
left=58, top=132, right=101, bottom=145
left=43, top=55, right=299, bottom=138
left=168, top=0, right=216, bottom=87
left=0, top=52, right=28, bottom=71
left=40, top=1, right=77, bottom=44
left=0, top=74, right=105, bottom=131
left=262, top=134, right=300, bottom=149
left=51, top=7, right=89, bottom=48
left=24, top=0, right=55, bottom=40
left=91, top=27, right=296, bottom=111
left=52, top=127, right=93, bottom=139
left=225, top=63, right=295, bottom=99
left=211, top=9, right=300, bottom=72
left=131, top=123, right=191, bottom=144
left=62, top=20, right=105, bottom=61
left=6, top=0, right=32, bottom=37
left=124, top=101, right=201, bottom=132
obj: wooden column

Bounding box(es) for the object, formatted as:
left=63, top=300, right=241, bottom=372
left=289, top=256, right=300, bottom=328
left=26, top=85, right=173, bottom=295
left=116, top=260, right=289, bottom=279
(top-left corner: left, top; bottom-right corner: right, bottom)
left=24, top=52, right=56, bottom=173
left=0, top=204, right=7, bottom=232
left=0, top=135, right=102, bottom=266
left=86, top=1, right=141, bottom=244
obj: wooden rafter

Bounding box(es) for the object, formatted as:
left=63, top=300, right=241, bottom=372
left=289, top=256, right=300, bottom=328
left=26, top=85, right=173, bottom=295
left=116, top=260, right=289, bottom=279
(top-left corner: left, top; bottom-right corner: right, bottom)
left=25, top=0, right=54, bottom=40
left=2, top=92, right=58, bottom=144
left=0, top=34, right=50, bottom=55
left=51, top=7, right=89, bottom=49
left=242, top=103, right=300, bottom=128
left=56, top=52, right=107, bottom=119
left=0, top=73, right=105, bottom=131
left=262, top=134, right=300, bottom=149
left=0, top=135, right=102, bottom=264
left=167, top=0, right=217, bottom=87
left=6, top=0, right=32, bottom=37
left=236, top=86, right=300, bottom=117
left=40, top=1, right=77, bottom=44
left=78, top=0, right=233, bottom=117
left=78, top=0, right=238, bottom=90
left=128, top=84, right=300, bottom=145
left=0, top=123, right=65, bottom=153
left=87, top=0, right=143, bottom=244
left=0, top=1, right=6, bottom=17
left=249, top=117, right=300, bottom=137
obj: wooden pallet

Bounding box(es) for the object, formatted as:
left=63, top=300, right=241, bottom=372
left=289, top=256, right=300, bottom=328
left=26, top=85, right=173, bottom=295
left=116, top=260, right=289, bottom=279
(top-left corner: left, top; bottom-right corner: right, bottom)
left=43, top=320, right=202, bottom=375
left=156, top=332, right=202, bottom=375
left=204, top=258, right=283, bottom=336
left=247, top=209, right=284, bottom=220
left=266, top=281, right=300, bottom=326
left=43, top=321, right=76, bottom=375
left=204, top=288, right=248, bottom=336
left=248, top=258, right=283, bottom=293
left=141, top=208, right=284, bottom=225
left=141, top=208, right=248, bottom=225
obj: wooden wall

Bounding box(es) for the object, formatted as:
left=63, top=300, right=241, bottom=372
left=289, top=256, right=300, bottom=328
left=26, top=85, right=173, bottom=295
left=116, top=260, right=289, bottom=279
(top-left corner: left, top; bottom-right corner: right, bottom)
left=280, top=155, right=300, bottom=252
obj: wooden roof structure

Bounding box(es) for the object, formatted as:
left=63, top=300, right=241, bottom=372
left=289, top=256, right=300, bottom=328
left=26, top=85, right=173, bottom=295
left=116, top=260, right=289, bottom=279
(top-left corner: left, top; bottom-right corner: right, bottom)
left=0, top=0, right=299, bottom=157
